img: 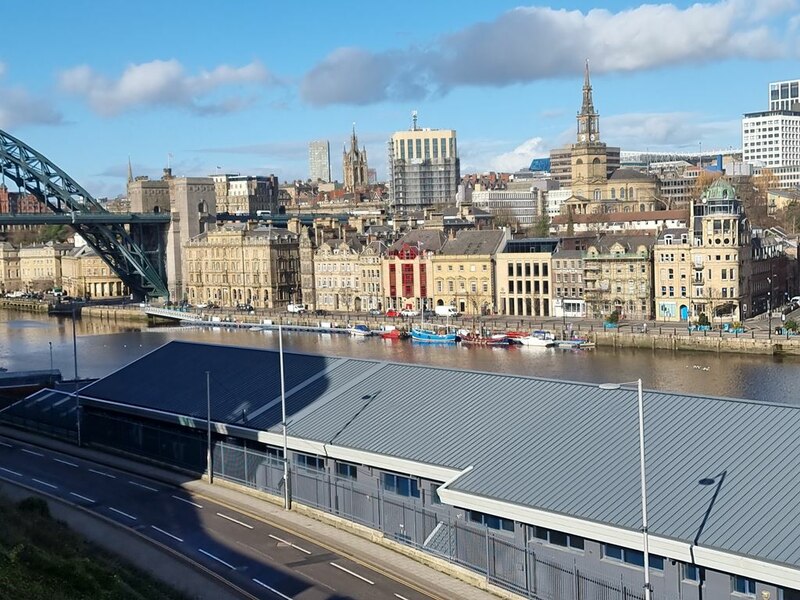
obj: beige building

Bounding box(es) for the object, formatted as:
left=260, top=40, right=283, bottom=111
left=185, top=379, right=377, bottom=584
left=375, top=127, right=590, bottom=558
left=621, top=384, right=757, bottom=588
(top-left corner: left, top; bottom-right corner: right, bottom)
left=61, top=246, right=128, bottom=299
left=653, top=179, right=752, bottom=322
left=494, top=238, right=557, bottom=317
left=0, top=242, right=20, bottom=293
left=561, top=62, right=662, bottom=217
left=551, top=249, right=586, bottom=318
left=431, top=230, right=506, bottom=315
left=19, top=242, right=72, bottom=292
left=313, top=238, right=384, bottom=314
left=583, top=235, right=654, bottom=320
left=382, top=229, right=447, bottom=311
left=212, top=174, right=279, bottom=216
left=184, top=223, right=300, bottom=309
left=128, top=168, right=216, bottom=301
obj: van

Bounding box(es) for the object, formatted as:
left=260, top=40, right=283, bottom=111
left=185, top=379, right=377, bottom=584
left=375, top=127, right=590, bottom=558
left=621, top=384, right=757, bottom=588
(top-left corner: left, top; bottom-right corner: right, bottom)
left=435, top=305, right=459, bottom=317
left=287, top=303, right=306, bottom=313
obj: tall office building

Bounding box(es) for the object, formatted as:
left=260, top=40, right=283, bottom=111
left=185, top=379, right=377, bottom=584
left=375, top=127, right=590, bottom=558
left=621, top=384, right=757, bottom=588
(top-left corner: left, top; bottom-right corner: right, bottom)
left=769, top=79, right=800, bottom=111
left=308, top=140, right=331, bottom=183
left=388, top=113, right=460, bottom=214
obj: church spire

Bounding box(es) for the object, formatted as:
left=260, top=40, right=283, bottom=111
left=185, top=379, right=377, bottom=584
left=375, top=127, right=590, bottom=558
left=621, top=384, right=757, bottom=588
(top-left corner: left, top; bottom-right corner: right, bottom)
left=576, top=59, right=600, bottom=143
left=127, top=156, right=133, bottom=184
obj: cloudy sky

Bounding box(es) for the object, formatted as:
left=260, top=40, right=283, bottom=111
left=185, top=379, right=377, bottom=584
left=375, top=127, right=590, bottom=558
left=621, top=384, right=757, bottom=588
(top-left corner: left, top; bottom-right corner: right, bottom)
left=1, top=0, right=798, bottom=197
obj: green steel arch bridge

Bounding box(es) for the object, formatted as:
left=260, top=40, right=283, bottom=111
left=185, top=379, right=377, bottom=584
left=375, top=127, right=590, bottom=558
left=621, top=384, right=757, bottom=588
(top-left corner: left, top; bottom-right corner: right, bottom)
left=0, top=128, right=169, bottom=299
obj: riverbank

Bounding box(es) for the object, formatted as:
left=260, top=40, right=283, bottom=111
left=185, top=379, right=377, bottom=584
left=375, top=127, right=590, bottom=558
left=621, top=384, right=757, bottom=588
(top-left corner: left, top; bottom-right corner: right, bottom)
left=591, top=329, right=800, bottom=355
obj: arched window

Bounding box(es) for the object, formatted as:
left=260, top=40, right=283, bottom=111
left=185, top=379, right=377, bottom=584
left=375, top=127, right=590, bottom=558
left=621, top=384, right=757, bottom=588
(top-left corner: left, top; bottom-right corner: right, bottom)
left=620, top=187, right=626, bottom=199
left=593, top=189, right=601, bottom=201
left=640, top=203, right=645, bottom=212
left=610, top=188, right=616, bottom=199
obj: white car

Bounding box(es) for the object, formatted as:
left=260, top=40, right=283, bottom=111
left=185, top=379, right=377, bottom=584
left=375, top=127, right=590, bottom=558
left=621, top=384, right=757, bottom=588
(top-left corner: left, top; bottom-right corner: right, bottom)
left=287, top=303, right=306, bottom=313
left=400, top=308, right=420, bottom=317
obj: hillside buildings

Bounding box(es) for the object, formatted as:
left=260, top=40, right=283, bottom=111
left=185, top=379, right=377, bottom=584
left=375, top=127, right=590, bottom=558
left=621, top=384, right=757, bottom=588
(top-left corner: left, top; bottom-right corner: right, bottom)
left=211, top=174, right=279, bottom=216
left=308, top=140, right=331, bottom=183
left=388, top=114, right=460, bottom=214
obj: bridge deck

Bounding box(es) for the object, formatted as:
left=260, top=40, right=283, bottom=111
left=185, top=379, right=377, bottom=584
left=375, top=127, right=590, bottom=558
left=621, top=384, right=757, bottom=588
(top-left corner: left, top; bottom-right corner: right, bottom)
left=0, top=213, right=170, bottom=225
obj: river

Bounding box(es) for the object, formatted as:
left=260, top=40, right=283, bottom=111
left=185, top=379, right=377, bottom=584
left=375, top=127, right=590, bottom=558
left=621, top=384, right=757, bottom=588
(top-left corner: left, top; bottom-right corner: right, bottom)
left=1, top=309, right=798, bottom=404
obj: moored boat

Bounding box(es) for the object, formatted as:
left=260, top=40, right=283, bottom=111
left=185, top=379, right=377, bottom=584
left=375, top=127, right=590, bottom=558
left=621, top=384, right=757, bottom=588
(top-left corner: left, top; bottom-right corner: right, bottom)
left=518, top=330, right=556, bottom=347
left=380, top=328, right=409, bottom=340
left=411, top=323, right=459, bottom=343
left=349, top=324, right=373, bottom=337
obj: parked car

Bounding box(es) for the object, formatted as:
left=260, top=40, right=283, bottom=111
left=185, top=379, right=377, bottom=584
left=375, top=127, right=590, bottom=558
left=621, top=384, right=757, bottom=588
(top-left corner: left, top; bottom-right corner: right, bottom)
left=236, top=303, right=254, bottom=312
left=400, top=308, right=420, bottom=317
left=368, top=308, right=382, bottom=316
left=385, top=309, right=400, bottom=317
left=314, top=309, right=330, bottom=316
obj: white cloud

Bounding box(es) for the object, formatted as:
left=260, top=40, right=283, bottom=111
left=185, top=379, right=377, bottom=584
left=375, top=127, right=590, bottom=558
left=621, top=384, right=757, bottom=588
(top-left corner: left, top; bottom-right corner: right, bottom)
left=301, top=0, right=796, bottom=106
left=0, top=62, right=63, bottom=129
left=602, top=112, right=741, bottom=150
left=59, top=59, right=276, bottom=116
left=490, top=137, right=548, bottom=172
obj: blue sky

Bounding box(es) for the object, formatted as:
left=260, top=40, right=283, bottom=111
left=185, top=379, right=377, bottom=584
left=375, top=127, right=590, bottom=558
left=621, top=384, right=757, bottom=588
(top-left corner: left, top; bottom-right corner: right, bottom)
left=1, top=0, right=798, bottom=198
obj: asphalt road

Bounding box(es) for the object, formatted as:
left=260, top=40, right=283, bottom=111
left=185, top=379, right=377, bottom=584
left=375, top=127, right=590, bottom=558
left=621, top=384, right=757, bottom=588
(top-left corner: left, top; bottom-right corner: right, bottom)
left=0, top=434, right=432, bottom=600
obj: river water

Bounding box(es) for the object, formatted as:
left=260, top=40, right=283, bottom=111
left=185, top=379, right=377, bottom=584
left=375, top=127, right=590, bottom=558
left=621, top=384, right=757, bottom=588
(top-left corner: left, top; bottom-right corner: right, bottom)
left=1, top=309, right=798, bottom=404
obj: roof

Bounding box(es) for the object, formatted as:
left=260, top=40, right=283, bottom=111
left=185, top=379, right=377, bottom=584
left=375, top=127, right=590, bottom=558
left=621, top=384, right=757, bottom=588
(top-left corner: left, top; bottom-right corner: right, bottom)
left=440, top=230, right=506, bottom=255
left=608, top=168, right=658, bottom=182
left=388, top=229, right=447, bottom=253
left=552, top=209, right=689, bottom=225
left=77, top=341, right=800, bottom=573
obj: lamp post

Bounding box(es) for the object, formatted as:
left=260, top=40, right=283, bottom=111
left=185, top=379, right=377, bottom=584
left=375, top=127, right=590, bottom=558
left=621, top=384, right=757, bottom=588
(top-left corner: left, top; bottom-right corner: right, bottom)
left=767, top=276, right=772, bottom=339
left=206, top=371, right=213, bottom=484
left=278, top=324, right=291, bottom=510
left=598, top=378, right=652, bottom=600
left=48, top=342, right=53, bottom=372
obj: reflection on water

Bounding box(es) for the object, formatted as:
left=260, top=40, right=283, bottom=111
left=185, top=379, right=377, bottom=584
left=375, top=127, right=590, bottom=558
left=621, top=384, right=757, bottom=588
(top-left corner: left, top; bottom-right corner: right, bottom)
left=1, top=309, right=799, bottom=404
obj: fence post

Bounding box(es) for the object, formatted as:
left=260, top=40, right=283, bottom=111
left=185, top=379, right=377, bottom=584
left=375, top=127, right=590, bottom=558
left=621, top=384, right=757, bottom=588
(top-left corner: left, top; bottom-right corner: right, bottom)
left=219, top=443, right=225, bottom=479
left=574, top=561, right=580, bottom=600
left=485, top=528, right=491, bottom=580
left=412, top=503, right=418, bottom=546
left=243, top=446, right=249, bottom=485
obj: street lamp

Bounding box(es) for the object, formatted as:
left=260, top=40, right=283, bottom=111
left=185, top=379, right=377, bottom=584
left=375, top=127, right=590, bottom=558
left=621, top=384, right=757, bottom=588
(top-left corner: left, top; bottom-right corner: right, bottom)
left=48, top=341, right=53, bottom=372
left=206, top=371, right=213, bottom=484
left=278, top=324, right=291, bottom=510
left=598, top=378, right=652, bottom=600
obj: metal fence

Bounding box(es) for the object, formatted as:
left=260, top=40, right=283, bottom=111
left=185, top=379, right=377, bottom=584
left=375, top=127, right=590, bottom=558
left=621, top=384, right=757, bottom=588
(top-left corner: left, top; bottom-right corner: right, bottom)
left=212, top=441, right=651, bottom=600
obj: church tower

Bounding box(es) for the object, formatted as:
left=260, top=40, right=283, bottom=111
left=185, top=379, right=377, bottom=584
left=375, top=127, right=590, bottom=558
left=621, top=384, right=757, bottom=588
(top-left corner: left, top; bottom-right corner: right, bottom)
left=343, top=125, right=369, bottom=192
left=571, top=60, right=608, bottom=201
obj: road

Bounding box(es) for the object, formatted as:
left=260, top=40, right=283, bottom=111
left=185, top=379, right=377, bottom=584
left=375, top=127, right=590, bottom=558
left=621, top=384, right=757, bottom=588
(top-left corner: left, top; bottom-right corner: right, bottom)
left=0, top=434, right=434, bottom=600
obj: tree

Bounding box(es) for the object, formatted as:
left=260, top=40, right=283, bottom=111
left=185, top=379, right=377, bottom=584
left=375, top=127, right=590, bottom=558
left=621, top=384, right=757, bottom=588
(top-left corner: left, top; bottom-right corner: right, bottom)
left=532, top=212, right=550, bottom=238
left=566, top=207, right=575, bottom=237
left=606, top=309, right=620, bottom=324
left=698, top=312, right=710, bottom=327
left=692, top=170, right=723, bottom=200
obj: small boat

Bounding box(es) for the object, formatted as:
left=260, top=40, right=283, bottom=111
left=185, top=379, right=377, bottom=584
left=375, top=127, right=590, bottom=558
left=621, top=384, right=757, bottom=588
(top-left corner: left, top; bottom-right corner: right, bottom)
left=349, top=324, right=373, bottom=337
left=380, top=328, right=409, bottom=340
left=518, top=330, right=556, bottom=347
left=555, top=338, right=595, bottom=350
left=460, top=335, right=511, bottom=346
left=411, top=323, right=459, bottom=343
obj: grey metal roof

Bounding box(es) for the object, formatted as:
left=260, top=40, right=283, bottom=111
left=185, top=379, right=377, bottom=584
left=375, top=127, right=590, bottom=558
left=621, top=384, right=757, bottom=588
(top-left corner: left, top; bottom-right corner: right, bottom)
left=440, top=230, right=506, bottom=256
left=77, top=341, right=800, bottom=571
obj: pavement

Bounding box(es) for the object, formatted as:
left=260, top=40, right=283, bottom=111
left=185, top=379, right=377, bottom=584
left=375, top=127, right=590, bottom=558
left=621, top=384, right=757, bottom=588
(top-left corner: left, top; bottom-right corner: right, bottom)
left=0, top=425, right=510, bottom=600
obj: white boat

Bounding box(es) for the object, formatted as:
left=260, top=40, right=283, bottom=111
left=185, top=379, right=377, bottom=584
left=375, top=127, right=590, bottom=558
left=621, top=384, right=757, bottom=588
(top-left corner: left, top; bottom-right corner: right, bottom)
left=349, top=324, right=373, bottom=337
left=518, top=330, right=556, bottom=347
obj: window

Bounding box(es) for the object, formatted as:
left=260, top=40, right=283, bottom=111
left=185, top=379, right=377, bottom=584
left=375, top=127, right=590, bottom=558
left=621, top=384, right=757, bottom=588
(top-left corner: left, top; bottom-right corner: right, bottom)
left=683, top=564, right=704, bottom=583
left=732, top=576, right=756, bottom=595
left=468, top=510, right=514, bottom=532
left=603, top=544, right=664, bottom=570
left=531, top=526, right=584, bottom=550
left=294, top=453, right=324, bottom=471
left=381, top=472, right=420, bottom=497
left=430, top=484, right=441, bottom=505
left=336, top=462, right=357, bottom=480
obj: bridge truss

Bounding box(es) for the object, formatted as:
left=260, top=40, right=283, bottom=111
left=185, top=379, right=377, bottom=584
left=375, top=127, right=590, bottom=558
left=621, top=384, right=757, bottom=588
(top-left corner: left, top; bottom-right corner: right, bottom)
left=0, top=128, right=168, bottom=298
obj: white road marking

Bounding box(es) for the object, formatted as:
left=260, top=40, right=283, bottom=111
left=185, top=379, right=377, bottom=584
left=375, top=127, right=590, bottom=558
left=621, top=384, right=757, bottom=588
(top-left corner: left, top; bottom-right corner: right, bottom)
left=89, top=468, right=116, bottom=479
left=252, top=578, right=294, bottom=600
left=198, top=548, right=236, bottom=570
left=0, top=466, right=22, bottom=477
left=70, top=492, right=95, bottom=503
left=54, top=458, right=79, bottom=468
left=216, top=512, right=254, bottom=529
left=32, top=478, right=57, bottom=489
left=108, top=506, right=137, bottom=520
left=21, top=448, right=44, bottom=457
left=0, top=441, right=12, bottom=448
left=128, top=480, right=158, bottom=492
left=329, top=562, right=374, bottom=585
left=151, top=525, right=183, bottom=543
left=395, top=594, right=412, bottom=600
left=269, top=533, right=292, bottom=545
left=172, top=494, right=202, bottom=508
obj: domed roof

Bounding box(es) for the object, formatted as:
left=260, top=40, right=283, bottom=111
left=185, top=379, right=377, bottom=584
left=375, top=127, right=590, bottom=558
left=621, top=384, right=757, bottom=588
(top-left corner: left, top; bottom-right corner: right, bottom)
left=701, top=178, right=737, bottom=201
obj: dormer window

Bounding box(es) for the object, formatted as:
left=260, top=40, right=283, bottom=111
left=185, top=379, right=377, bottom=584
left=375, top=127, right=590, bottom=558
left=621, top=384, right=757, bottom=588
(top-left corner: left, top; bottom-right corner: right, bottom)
left=664, top=235, right=673, bottom=245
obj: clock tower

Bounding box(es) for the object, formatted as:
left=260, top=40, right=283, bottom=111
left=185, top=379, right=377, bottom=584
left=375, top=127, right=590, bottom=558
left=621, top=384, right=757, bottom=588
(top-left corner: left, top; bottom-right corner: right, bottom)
left=571, top=60, right=608, bottom=200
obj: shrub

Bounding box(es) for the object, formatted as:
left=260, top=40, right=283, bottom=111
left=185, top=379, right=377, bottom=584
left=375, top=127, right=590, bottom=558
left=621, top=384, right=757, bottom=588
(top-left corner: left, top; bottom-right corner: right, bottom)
left=698, top=313, right=710, bottom=327
left=16, top=497, right=50, bottom=518
left=786, top=319, right=798, bottom=331
left=606, top=310, right=620, bottom=324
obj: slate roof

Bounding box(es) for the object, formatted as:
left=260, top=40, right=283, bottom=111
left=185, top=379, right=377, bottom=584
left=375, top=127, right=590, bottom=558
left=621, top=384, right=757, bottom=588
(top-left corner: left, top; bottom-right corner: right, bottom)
left=440, top=230, right=506, bottom=255
left=608, top=168, right=657, bottom=182
left=77, top=341, right=800, bottom=572
left=388, top=230, right=447, bottom=253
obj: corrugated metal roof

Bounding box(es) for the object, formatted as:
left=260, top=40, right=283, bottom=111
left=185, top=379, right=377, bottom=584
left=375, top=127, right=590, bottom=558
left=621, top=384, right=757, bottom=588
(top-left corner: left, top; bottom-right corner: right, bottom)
left=79, top=340, right=800, bottom=570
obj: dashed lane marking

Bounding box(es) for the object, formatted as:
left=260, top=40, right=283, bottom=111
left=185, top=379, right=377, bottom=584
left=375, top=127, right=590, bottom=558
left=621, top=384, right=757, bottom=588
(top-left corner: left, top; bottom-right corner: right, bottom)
left=0, top=466, right=22, bottom=477
left=151, top=525, right=183, bottom=543
left=0, top=441, right=12, bottom=448
left=268, top=533, right=312, bottom=554
left=252, top=578, right=294, bottom=600
left=108, top=506, right=137, bottom=520
left=89, top=468, right=116, bottom=479
left=21, top=448, right=44, bottom=457
left=198, top=548, right=236, bottom=570
left=172, top=494, right=202, bottom=508
left=128, top=480, right=158, bottom=492
left=216, top=512, right=254, bottom=529
left=70, top=492, right=95, bottom=503
left=54, top=458, right=79, bottom=468
left=329, top=562, right=375, bottom=585
left=31, top=478, right=57, bottom=489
